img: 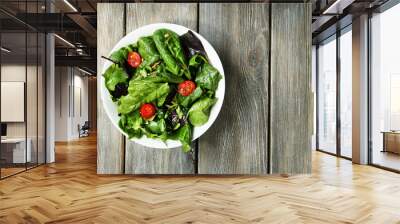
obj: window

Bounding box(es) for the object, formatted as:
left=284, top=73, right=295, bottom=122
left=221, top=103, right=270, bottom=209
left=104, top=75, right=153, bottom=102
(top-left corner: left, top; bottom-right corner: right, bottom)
left=340, top=27, right=352, bottom=158
left=317, top=36, right=337, bottom=154
left=312, top=46, right=317, bottom=150
left=316, top=25, right=353, bottom=159
left=370, top=3, right=400, bottom=171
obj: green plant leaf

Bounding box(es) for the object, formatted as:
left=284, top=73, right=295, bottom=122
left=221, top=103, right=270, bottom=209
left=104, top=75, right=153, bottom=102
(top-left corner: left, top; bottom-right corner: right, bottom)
left=103, top=64, right=129, bottom=92
left=188, top=97, right=217, bottom=126
left=138, top=36, right=160, bottom=66
left=118, top=78, right=170, bottom=114
left=177, top=86, right=203, bottom=108
left=195, top=63, right=222, bottom=92
left=173, top=123, right=192, bottom=152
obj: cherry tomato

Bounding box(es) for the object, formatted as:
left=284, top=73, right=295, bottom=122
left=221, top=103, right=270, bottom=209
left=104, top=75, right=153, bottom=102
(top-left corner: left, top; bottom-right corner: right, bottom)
left=178, top=80, right=196, bottom=96
left=140, top=103, right=156, bottom=120
left=127, top=51, right=142, bottom=68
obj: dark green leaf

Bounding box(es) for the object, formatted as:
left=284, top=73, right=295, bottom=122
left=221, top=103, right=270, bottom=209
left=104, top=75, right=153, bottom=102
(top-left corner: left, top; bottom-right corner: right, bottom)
left=119, top=110, right=143, bottom=139
left=153, top=29, right=190, bottom=79
left=103, top=64, right=129, bottom=92
left=153, top=29, right=180, bottom=76
left=159, top=72, right=185, bottom=84
left=195, top=63, right=222, bottom=92
left=173, top=123, right=192, bottom=152
left=189, top=54, right=208, bottom=68
left=164, top=30, right=187, bottom=69
left=110, top=44, right=136, bottom=64
left=138, top=36, right=160, bottom=66
left=177, top=86, right=203, bottom=108
left=118, top=79, right=170, bottom=114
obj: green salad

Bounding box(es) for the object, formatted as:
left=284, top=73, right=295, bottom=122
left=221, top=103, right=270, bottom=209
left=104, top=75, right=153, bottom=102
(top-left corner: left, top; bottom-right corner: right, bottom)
left=103, top=28, right=222, bottom=152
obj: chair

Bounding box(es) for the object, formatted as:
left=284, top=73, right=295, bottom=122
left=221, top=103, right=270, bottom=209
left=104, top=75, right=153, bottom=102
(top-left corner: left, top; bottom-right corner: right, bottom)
left=78, top=121, right=90, bottom=138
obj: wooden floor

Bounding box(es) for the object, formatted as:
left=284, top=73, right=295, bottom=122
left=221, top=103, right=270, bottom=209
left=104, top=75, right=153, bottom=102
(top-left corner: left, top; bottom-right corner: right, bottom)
left=1, top=135, right=400, bottom=223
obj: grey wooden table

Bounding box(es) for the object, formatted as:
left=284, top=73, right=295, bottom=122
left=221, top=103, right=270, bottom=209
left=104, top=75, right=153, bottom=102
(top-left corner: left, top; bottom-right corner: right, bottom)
left=97, top=3, right=312, bottom=175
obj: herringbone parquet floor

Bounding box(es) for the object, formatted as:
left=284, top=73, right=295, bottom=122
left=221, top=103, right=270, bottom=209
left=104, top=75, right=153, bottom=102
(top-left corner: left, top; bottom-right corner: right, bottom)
left=1, top=134, right=400, bottom=224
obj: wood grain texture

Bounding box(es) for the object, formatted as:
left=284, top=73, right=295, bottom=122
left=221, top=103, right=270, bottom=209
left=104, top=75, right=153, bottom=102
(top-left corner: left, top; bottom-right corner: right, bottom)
left=2, top=136, right=400, bottom=223
left=198, top=3, right=270, bottom=174
left=124, top=3, right=197, bottom=174
left=270, top=3, right=312, bottom=174
left=97, top=4, right=125, bottom=174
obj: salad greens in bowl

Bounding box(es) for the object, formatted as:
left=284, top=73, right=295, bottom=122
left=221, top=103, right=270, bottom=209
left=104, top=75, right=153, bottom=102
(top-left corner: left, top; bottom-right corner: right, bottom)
left=101, top=23, right=225, bottom=152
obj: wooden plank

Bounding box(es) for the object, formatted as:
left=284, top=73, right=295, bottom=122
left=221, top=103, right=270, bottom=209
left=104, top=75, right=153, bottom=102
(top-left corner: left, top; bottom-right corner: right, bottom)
left=270, top=3, right=312, bottom=174
left=97, top=3, right=125, bottom=174
left=124, top=3, right=197, bottom=174
left=198, top=3, right=270, bottom=174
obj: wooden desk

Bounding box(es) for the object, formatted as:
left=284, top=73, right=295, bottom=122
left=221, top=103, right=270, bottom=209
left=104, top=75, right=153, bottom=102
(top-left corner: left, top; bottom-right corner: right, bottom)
left=382, top=132, right=400, bottom=154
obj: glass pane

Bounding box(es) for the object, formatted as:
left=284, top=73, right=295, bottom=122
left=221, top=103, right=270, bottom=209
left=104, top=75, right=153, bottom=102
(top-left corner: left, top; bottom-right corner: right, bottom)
left=26, top=0, right=39, bottom=169
left=371, top=4, right=400, bottom=171
left=318, top=36, right=337, bottom=154
left=38, top=32, right=45, bottom=165
left=27, top=31, right=38, bottom=169
left=312, top=46, right=317, bottom=151
left=1, top=30, right=27, bottom=177
left=340, top=28, right=352, bottom=158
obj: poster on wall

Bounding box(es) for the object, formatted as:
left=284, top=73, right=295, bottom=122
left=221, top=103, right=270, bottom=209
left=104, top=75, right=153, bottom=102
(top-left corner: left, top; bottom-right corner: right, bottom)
left=1, top=81, right=25, bottom=122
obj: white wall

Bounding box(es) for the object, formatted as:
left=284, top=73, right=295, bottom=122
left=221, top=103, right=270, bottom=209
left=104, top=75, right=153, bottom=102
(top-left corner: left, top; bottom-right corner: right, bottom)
left=70, top=72, right=89, bottom=139
left=55, top=67, right=89, bottom=141
left=55, top=66, right=68, bottom=141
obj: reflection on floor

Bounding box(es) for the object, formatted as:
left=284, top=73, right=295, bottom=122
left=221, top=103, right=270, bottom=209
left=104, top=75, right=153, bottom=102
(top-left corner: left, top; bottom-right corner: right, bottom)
left=0, top=162, right=42, bottom=178
left=0, top=167, right=25, bottom=177
left=373, top=150, right=400, bottom=171
left=0, top=135, right=400, bottom=223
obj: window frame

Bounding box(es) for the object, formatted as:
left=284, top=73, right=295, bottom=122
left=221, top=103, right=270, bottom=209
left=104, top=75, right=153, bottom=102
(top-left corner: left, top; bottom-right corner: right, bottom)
left=315, top=24, right=353, bottom=161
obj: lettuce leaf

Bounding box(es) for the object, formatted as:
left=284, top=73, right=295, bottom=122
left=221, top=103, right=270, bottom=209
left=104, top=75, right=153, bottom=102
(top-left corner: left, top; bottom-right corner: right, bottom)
left=176, top=86, right=203, bottom=108
left=118, top=78, right=170, bottom=114
left=164, top=30, right=187, bottom=70
left=119, top=110, right=143, bottom=139
left=172, top=123, right=192, bottom=152
left=146, top=119, right=166, bottom=135
left=110, top=44, right=136, bottom=64
left=153, top=29, right=180, bottom=75
left=195, top=63, right=222, bottom=92
left=138, top=36, right=160, bottom=66
left=188, top=97, right=217, bottom=126
left=189, top=54, right=208, bottom=68
left=153, top=29, right=190, bottom=79
left=103, top=64, right=129, bottom=92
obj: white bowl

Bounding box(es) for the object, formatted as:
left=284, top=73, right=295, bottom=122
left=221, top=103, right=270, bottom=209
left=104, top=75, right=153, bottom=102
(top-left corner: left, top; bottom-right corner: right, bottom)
left=101, top=23, right=225, bottom=149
